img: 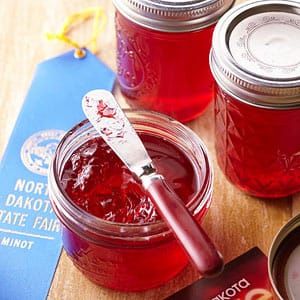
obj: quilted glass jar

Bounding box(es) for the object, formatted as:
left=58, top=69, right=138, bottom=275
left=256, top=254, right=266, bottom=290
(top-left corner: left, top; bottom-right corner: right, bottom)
left=210, top=0, right=300, bottom=198
left=48, top=110, right=214, bottom=291
left=113, top=0, right=234, bottom=122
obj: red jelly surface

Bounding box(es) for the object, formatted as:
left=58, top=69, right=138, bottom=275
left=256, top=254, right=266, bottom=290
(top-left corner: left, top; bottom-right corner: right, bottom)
left=215, top=86, right=300, bottom=198
left=61, top=133, right=197, bottom=223
left=116, top=12, right=215, bottom=123
left=59, top=131, right=205, bottom=291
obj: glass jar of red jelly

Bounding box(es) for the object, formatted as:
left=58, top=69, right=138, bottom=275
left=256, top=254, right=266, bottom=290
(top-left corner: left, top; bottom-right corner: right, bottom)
left=49, top=110, right=213, bottom=292
left=113, top=0, right=234, bottom=123
left=210, top=0, right=300, bottom=198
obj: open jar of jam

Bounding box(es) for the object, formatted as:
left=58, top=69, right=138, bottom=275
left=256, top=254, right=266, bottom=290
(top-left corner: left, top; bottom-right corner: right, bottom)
left=210, top=0, right=300, bottom=198
left=113, top=0, right=234, bottom=123
left=49, top=110, right=213, bottom=291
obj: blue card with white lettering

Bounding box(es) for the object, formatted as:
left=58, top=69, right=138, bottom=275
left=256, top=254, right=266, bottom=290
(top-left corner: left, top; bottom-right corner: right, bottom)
left=0, top=49, right=115, bottom=300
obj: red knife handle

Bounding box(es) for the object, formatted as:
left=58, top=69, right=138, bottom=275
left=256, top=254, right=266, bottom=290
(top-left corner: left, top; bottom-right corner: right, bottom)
left=142, top=174, right=223, bottom=277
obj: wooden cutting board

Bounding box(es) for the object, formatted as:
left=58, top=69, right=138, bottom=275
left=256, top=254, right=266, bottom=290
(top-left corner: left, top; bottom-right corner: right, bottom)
left=0, top=0, right=299, bottom=299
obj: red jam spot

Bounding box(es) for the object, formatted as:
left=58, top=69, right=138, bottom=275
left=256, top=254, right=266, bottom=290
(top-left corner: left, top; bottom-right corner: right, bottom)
left=100, top=127, right=112, bottom=136
left=97, top=99, right=107, bottom=111
left=61, top=133, right=198, bottom=224
left=97, top=100, right=116, bottom=118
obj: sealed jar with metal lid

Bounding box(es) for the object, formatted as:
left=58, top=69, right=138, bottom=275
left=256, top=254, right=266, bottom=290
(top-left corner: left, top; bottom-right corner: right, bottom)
left=210, top=0, right=300, bottom=198
left=113, top=0, right=234, bottom=122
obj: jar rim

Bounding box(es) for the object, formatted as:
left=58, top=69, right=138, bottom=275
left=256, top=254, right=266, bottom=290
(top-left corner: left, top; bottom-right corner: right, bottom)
left=49, top=110, right=213, bottom=242
left=268, top=214, right=300, bottom=299
left=113, top=0, right=235, bottom=32
left=211, top=0, right=300, bottom=108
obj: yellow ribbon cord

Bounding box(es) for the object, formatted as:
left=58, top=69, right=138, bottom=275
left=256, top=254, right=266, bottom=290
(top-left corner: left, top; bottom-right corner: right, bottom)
left=46, top=7, right=107, bottom=56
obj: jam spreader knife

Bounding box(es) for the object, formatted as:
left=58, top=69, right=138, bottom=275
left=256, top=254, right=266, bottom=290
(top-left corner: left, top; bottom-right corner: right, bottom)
left=82, top=89, right=223, bottom=276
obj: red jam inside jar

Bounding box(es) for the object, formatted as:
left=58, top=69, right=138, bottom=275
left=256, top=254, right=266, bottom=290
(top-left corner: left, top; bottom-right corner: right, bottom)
left=49, top=111, right=213, bottom=291
left=61, top=133, right=197, bottom=224
left=113, top=0, right=234, bottom=122
left=211, top=2, right=300, bottom=198
left=214, top=87, right=300, bottom=198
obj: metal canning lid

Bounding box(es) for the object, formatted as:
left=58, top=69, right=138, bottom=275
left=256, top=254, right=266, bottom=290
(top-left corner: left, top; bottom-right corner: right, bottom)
left=268, top=214, right=300, bottom=299
left=113, top=0, right=235, bottom=32
left=210, top=0, right=300, bottom=108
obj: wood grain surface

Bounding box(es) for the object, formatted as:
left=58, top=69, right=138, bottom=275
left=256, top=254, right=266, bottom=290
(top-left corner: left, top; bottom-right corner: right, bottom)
left=0, top=0, right=299, bottom=299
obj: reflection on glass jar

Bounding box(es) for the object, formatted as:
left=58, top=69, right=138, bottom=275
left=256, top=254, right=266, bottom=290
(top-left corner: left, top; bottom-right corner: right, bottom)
left=211, top=0, right=300, bottom=198
left=113, top=0, right=234, bottom=123
left=49, top=110, right=213, bottom=291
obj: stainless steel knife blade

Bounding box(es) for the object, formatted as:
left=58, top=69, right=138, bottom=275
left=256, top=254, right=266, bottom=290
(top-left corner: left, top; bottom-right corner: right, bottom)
left=82, top=89, right=155, bottom=177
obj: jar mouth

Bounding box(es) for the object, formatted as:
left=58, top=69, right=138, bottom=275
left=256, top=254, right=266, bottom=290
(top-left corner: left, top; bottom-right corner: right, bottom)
left=49, top=110, right=213, bottom=241
left=211, top=0, right=300, bottom=108
left=268, top=214, right=300, bottom=300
